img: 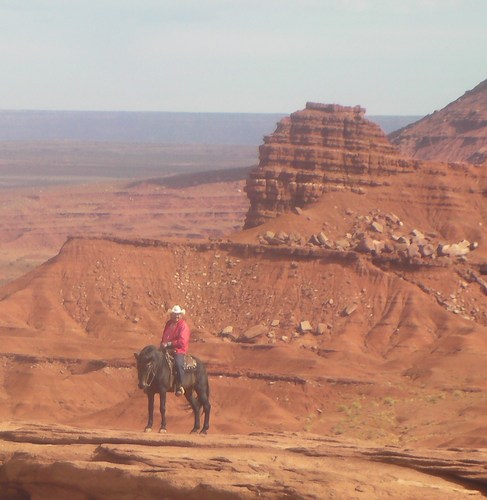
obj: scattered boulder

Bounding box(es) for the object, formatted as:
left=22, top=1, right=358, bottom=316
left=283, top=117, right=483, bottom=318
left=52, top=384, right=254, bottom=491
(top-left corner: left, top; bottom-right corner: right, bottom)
left=317, top=232, right=328, bottom=245
left=238, top=324, right=268, bottom=343
left=288, top=232, right=303, bottom=244
left=335, top=239, right=351, bottom=250
left=261, top=231, right=303, bottom=246
left=419, top=244, right=435, bottom=257
left=373, top=240, right=385, bottom=254
left=394, top=240, right=410, bottom=252
left=309, top=234, right=321, bottom=246
left=370, top=221, right=383, bottom=233
left=299, top=321, right=313, bottom=333
left=406, top=243, right=420, bottom=259
left=356, top=237, right=383, bottom=255
left=220, top=326, right=237, bottom=341
left=385, top=212, right=402, bottom=225
left=316, top=323, right=327, bottom=335
left=356, top=236, right=376, bottom=254
left=438, top=241, right=471, bottom=257
left=268, top=233, right=287, bottom=245
left=342, top=304, right=358, bottom=316
left=410, top=228, right=425, bottom=241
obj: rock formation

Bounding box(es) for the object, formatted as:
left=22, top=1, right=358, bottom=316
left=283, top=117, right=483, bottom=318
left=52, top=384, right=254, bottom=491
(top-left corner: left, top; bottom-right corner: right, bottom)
left=244, top=103, right=420, bottom=228
left=243, top=101, right=486, bottom=257
left=389, top=78, right=487, bottom=163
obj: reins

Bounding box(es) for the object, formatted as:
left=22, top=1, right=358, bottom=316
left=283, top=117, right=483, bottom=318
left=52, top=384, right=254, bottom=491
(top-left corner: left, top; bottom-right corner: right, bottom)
left=144, top=351, right=161, bottom=388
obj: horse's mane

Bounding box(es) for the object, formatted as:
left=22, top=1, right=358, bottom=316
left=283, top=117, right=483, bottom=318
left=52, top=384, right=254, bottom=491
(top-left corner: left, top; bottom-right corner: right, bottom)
left=141, top=344, right=158, bottom=354
left=138, top=345, right=160, bottom=362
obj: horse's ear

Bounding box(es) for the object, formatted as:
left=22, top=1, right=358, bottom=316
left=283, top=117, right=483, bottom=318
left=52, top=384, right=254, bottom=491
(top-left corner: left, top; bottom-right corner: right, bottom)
left=134, top=353, right=138, bottom=360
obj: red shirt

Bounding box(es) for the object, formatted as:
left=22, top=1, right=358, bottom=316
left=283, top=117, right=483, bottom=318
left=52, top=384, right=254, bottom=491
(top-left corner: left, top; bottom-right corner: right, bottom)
left=161, top=318, right=191, bottom=354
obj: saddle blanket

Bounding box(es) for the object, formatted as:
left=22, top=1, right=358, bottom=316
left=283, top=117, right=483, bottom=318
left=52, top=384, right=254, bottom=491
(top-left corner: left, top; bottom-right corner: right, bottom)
left=164, top=351, right=197, bottom=372
left=183, top=354, right=197, bottom=371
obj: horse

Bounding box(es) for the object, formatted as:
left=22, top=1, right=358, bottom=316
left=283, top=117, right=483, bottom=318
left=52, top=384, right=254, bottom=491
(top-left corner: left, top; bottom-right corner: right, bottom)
left=134, top=344, right=211, bottom=434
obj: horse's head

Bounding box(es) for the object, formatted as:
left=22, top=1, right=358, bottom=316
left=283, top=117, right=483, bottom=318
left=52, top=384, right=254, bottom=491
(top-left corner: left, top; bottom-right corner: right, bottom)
left=134, top=345, right=160, bottom=392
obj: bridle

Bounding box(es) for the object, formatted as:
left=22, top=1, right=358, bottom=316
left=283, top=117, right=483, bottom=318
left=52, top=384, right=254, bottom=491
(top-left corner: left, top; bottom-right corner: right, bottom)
left=141, top=354, right=160, bottom=389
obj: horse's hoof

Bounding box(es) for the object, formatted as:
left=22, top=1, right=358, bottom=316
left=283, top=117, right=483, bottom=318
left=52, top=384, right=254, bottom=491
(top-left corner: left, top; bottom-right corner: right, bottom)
left=159, top=428, right=167, bottom=434
left=200, top=429, right=208, bottom=435
left=190, top=428, right=199, bottom=434
left=144, top=427, right=152, bottom=433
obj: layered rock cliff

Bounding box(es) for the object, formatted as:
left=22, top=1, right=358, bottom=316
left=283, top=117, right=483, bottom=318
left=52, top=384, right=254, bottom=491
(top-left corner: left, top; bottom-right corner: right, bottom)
left=244, top=103, right=431, bottom=229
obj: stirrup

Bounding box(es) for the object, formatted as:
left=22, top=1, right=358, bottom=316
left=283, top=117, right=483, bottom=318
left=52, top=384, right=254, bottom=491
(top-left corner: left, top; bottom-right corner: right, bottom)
left=176, top=386, right=185, bottom=396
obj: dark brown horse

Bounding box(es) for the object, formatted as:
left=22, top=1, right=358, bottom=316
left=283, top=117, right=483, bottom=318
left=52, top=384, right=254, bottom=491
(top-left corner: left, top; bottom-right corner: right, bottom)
left=134, top=344, right=211, bottom=434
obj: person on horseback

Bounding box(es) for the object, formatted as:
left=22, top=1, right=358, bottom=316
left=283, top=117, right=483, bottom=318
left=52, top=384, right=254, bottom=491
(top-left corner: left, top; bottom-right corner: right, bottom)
left=160, top=305, right=191, bottom=396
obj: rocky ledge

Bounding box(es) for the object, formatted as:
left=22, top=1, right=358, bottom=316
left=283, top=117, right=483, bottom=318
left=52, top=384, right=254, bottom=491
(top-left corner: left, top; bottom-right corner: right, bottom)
left=0, top=423, right=486, bottom=498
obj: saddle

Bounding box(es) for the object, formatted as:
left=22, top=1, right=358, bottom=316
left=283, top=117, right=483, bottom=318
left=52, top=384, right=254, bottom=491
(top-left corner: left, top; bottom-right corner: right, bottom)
left=163, top=351, right=197, bottom=391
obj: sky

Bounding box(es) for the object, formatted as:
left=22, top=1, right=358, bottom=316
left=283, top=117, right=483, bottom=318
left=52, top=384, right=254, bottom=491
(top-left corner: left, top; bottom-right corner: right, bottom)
left=0, top=0, right=486, bottom=116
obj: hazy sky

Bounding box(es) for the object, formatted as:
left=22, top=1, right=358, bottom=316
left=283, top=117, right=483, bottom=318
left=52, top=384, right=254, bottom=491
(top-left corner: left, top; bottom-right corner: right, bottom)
left=1, top=0, right=485, bottom=115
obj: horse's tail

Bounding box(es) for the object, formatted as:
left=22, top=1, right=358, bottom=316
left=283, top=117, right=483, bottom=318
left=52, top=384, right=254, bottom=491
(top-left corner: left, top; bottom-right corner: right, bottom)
left=206, top=373, right=210, bottom=399
left=194, top=357, right=210, bottom=401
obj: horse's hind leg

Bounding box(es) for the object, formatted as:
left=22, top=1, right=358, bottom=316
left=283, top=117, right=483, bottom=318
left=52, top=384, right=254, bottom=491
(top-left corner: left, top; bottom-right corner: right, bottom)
left=185, top=391, right=201, bottom=433
left=195, top=371, right=211, bottom=434
left=198, top=392, right=211, bottom=434
left=159, top=391, right=167, bottom=433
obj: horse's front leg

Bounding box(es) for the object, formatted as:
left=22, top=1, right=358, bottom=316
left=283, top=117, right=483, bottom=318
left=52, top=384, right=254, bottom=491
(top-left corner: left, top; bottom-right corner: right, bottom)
left=145, top=392, right=155, bottom=432
left=159, top=391, right=167, bottom=433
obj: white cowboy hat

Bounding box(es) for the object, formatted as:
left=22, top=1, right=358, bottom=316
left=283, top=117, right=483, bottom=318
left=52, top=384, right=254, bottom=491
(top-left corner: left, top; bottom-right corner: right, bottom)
left=170, top=305, right=185, bottom=315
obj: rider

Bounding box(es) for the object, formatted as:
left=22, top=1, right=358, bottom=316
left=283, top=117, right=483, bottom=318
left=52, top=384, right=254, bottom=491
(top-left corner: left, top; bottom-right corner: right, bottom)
left=160, top=305, right=191, bottom=396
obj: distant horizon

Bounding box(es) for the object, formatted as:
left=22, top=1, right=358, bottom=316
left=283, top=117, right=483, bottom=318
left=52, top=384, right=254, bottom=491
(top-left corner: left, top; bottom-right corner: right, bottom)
left=0, top=108, right=423, bottom=118
left=0, top=109, right=422, bottom=145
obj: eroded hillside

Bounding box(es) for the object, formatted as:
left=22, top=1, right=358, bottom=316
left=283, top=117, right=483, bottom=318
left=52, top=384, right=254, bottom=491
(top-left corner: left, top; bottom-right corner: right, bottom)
left=1, top=235, right=487, bottom=445
left=389, top=78, right=487, bottom=163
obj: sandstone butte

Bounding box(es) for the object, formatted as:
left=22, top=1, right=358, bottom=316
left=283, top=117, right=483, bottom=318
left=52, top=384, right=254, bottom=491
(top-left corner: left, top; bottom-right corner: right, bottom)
left=2, top=82, right=487, bottom=498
